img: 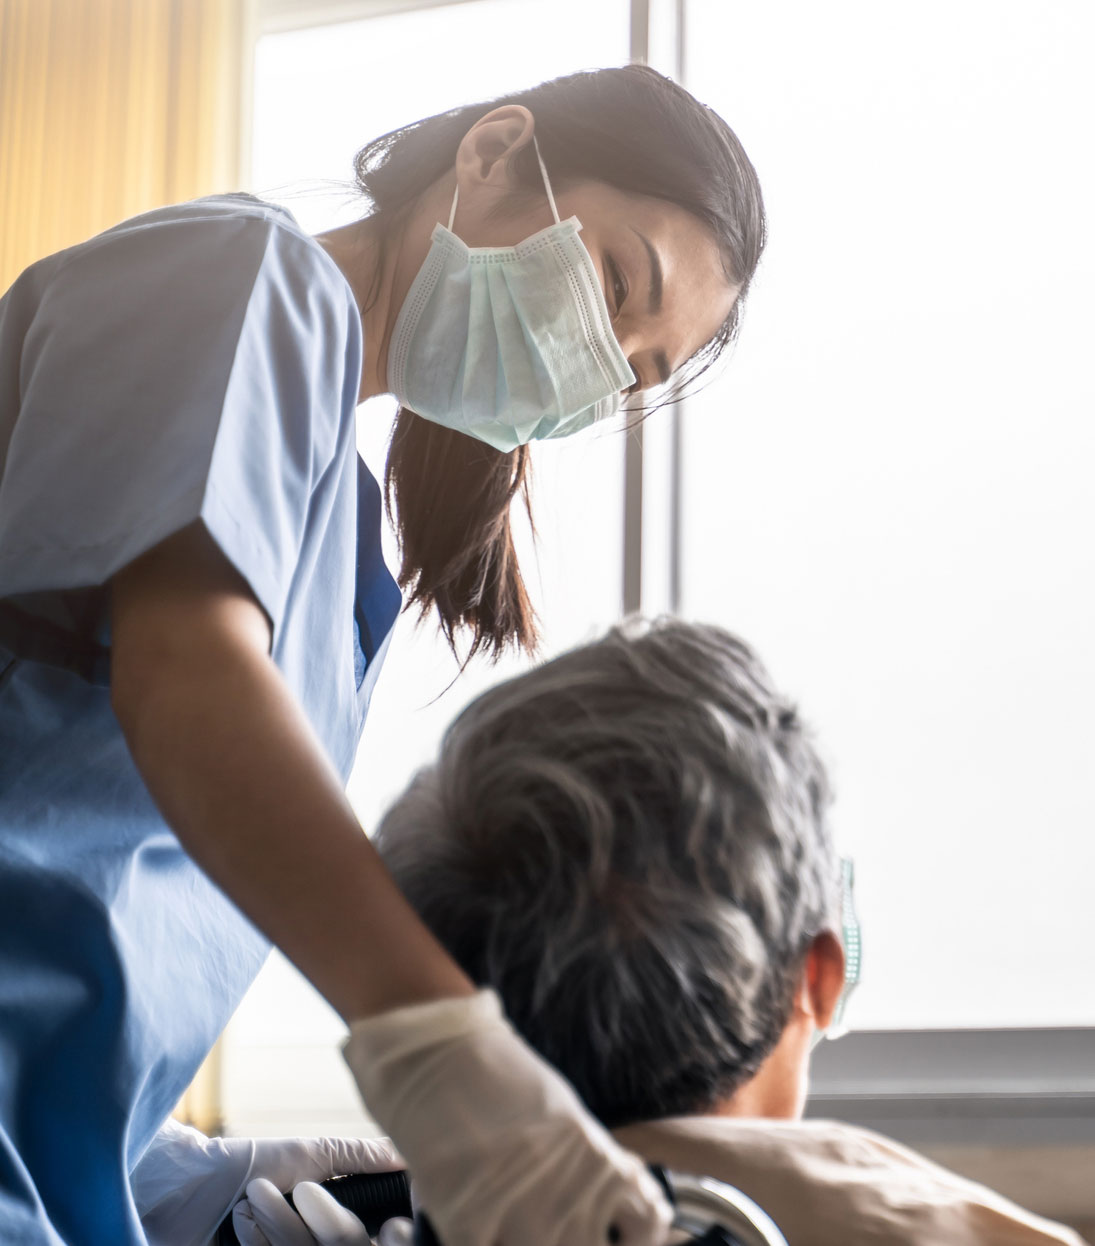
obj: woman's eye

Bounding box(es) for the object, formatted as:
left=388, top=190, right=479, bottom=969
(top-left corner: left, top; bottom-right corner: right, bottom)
left=607, top=256, right=628, bottom=310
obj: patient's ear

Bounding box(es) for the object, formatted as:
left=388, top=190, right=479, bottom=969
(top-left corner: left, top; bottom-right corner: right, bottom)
left=796, top=930, right=846, bottom=1030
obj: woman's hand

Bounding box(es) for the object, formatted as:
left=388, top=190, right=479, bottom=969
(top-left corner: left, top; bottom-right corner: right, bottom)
left=130, top=1118, right=400, bottom=1246
left=232, top=1179, right=372, bottom=1246
left=343, top=991, right=673, bottom=1246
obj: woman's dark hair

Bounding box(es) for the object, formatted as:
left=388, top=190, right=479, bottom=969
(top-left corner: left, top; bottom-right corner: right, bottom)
left=354, top=65, right=766, bottom=659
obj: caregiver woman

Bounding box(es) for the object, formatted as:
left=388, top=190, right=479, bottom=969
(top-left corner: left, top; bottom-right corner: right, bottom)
left=0, top=67, right=762, bottom=1246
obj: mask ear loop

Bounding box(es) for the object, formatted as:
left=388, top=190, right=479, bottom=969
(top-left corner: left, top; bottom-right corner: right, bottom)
left=447, top=133, right=559, bottom=233
left=532, top=135, right=561, bottom=225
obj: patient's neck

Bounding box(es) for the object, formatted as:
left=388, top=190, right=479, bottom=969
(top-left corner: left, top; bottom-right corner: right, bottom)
left=711, top=1084, right=799, bottom=1121
left=711, top=1021, right=812, bottom=1121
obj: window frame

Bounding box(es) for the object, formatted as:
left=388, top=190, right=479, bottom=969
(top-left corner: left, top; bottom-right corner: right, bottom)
left=808, top=1027, right=1095, bottom=1148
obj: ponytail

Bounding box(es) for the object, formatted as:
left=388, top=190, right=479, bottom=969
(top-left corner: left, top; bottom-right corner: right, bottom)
left=384, top=408, right=538, bottom=659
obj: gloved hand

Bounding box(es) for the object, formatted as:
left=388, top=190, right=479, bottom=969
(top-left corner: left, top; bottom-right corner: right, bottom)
left=234, top=1169, right=419, bottom=1246
left=342, top=990, right=672, bottom=1246
left=233, top=1178, right=373, bottom=1246
left=375, top=1216, right=414, bottom=1246
left=130, top=1116, right=400, bottom=1246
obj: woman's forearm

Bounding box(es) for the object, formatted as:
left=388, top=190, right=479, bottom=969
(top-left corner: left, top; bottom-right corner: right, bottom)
left=111, top=524, right=473, bottom=1021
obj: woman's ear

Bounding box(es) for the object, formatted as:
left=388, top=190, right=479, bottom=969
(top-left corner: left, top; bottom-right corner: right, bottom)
left=453, top=105, right=536, bottom=198
left=796, top=930, right=846, bottom=1031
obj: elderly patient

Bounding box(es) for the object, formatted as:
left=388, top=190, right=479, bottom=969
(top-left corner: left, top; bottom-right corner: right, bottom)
left=379, top=617, right=844, bottom=1127
left=369, top=619, right=1083, bottom=1246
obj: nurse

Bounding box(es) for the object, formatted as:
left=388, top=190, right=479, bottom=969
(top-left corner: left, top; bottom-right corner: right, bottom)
left=0, top=66, right=763, bottom=1246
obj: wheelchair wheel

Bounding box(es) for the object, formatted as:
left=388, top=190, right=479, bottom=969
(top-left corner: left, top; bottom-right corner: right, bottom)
left=665, top=1170, right=788, bottom=1246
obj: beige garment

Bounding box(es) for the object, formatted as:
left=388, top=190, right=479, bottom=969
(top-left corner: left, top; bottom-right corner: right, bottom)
left=615, top=1116, right=1087, bottom=1246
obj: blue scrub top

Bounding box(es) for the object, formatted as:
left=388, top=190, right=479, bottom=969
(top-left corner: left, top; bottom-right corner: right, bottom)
left=0, top=196, right=402, bottom=1243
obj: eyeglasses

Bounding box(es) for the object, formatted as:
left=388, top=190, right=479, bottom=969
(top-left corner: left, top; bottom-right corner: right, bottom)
left=813, top=856, right=862, bottom=1046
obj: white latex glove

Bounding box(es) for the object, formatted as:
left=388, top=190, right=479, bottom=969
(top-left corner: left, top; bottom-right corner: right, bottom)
left=342, top=990, right=672, bottom=1246
left=233, top=1178, right=373, bottom=1246
left=234, top=1172, right=419, bottom=1246
left=130, top=1117, right=400, bottom=1246
left=376, top=1217, right=414, bottom=1246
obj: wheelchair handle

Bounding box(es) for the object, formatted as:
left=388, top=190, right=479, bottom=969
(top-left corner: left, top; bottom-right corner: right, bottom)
left=214, top=1170, right=412, bottom=1244
left=214, top=1164, right=787, bottom=1246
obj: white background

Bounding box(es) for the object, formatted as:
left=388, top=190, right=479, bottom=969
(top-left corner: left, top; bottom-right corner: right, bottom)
left=225, top=0, right=1094, bottom=1134
left=682, top=0, right=1095, bottom=1028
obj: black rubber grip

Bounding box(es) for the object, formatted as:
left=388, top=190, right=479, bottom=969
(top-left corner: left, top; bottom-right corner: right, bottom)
left=215, top=1169, right=412, bottom=1245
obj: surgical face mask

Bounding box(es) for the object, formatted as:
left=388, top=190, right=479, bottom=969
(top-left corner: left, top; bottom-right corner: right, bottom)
left=387, top=138, right=636, bottom=453
left=812, top=857, right=862, bottom=1049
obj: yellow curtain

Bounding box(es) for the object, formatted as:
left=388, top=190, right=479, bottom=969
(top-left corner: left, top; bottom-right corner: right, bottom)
left=0, top=0, right=249, bottom=292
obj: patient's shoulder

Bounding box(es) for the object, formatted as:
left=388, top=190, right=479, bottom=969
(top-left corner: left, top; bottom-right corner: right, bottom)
left=614, top=1117, right=1084, bottom=1246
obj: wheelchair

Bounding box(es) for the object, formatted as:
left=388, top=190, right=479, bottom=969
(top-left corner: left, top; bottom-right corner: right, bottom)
left=216, top=1165, right=788, bottom=1246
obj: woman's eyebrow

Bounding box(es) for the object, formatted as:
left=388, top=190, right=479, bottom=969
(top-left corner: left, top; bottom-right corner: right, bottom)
left=628, top=228, right=671, bottom=385
left=631, top=228, right=664, bottom=316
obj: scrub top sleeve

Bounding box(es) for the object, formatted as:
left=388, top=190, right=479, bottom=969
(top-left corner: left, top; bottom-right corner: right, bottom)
left=0, top=212, right=360, bottom=639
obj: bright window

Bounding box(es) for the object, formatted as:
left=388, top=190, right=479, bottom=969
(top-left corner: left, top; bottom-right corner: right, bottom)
left=682, top=0, right=1095, bottom=1028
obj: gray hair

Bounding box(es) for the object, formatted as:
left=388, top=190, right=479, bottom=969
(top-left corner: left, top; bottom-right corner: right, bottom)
left=375, top=618, right=839, bottom=1126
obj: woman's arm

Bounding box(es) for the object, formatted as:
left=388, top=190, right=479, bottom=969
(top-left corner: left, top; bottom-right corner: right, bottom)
left=113, top=522, right=670, bottom=1246
left=110, top=520, right=473, bottom=1020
